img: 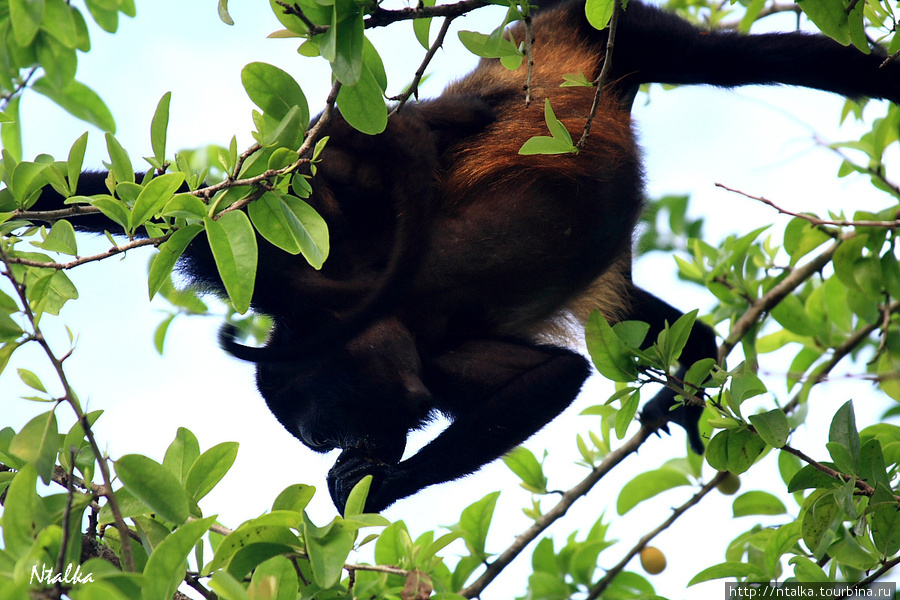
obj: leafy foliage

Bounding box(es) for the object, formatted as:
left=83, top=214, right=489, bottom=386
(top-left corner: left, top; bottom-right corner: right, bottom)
left=0, top=0, right=899, bottom=598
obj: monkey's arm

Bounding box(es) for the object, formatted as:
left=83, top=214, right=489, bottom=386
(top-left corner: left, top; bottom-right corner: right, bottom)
left=327, top=339, right=590, bottom=513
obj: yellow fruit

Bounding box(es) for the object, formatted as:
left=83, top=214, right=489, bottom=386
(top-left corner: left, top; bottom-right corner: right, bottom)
left=716, top=471, right=741, bottom=495
left=640, top=546, right=667, bottom=575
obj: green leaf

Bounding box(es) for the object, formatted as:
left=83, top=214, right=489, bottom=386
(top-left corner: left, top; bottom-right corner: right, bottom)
left=42, top=0, right=79, bottom=48
left=162, top=427, right=201, bottom=484
left=585, top=0, right=615, bottom=30
left=870, top=483, right=900, bottom=556
left=10, top=0, right=45, bottom=46
left=616, top=467, right=691, bottom=515
left=748, top=408, right=790, bottom=448
left=105, top=132, right=133, bottom=184
left=1, top=463, right=49, bottom=555
left=459, top=491, right=499, bottom=559
left=36, top=219, right=78, bottom=255
left=304, top=514, right=356, bottom=588
left=688, top=561, right=765, bottom=585
left=130, top=172, right=185, bottom=229
left=413, top=0, right=436, bottom=48
left=518, top=136, right=578, bottom=155
left=503, top=447, right=548, bottom=494
left=67, top=132, right=89, bottom=193
left=207, top=520, right=301, bottom=574
left=829, top=400, right=859, bottom=473
left=342, top=475, right=372, bottom=517
left=9, top=411, right=58, bottom=484
left=800, top=490, right=839, bottom=553
left=148, top=224, right=203, bottom=299
left=787, top=463, right=842, bottom=492
left=730, top=367, right=767, bottom=405
left=331, top=10, right=365, bottom=86
left=585, top=311, right=638, bottom=382
left=185, top=441, right=239, bottom=501
left=205, top=211, right=258, bottom=314
left=241, top=62, right=309, bottom=129
left=732, top=491, right=787, bottom=517
left=150, top=92, right=171, bottom=167
left=249, top=556, right=299, bottom=600
left=90, top=196, right=130, bottom=230
left=335, top=66, right=387, bottom=135
left=247, top=192, right=329, bottom=268
left=218, top=0, right=234, bottom=25
left=32, top=78, right=116, bottom=133
left=799, top=0, right=851, bottom=45
left=705, top=428, right=766, bottom=474
left=142, top=516, right=216, bottom=600
left=115, top=454, right=191, bottom=524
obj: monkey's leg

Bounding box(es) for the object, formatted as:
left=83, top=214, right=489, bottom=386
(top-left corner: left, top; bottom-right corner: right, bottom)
left=626, top=287, right=718, bottom=454
left=327, top=339, right=590, bottom=512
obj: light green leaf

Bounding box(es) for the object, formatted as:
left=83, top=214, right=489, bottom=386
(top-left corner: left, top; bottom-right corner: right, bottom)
left=248, top=192, right=329, bottom=268
left=241, top=62, right=309, bottom=129
left=9, top=411, right=58, bottom=483
left=150, top=92, right=171, bottom=167
left=616, top=467, right=691, bottom=515
left=585, top=0, right=615, bottom=30
left=130, top=172, right=185, bottom=229
left=732, top=491, right=787, bottom=517
left=32, top=78, right=116, bottom=133
left=162, top=427, right=201, bottom=484
left=335, top=66, right=387, bottom=135
left=10, top=0, right=45, bottom=46
left=115, top=453, right=191, bottom=524
left=585, top=311, right=638, bottom=382
left=503, top=446, right=547, bottom=494
left=205, top=211, right=258, bottom=314
left=148, top=225, right=203, bottom=299
left=185, top=441, right=239, bottom=501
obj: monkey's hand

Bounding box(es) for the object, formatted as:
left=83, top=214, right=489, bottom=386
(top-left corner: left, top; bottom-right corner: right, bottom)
left=327, top=448, right=410, bottom=514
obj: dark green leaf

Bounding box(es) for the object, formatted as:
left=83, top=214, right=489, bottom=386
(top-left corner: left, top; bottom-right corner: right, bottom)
left=748, top=408, right=790, bottom=448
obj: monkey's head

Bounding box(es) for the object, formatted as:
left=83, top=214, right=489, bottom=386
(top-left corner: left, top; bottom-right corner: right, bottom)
left=255, top=317, right=433, bottom=467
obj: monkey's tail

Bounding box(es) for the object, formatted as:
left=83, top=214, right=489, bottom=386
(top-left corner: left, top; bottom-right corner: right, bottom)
left=559, top=0, right=900, bottom=104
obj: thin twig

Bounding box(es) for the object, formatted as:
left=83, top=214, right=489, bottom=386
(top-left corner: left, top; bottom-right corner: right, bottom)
left=53, top=446, right=78, bottom=596
left=365, top=0, right=489, bottom=28
left=214, top=79, right=342, bottom=219
left=577, top=0, right=621, bottom=149
left=716, top=183, right=900, bottom=229
left=461, top=425, right=654, bottom=598
left=390, top=17, right=455, bottom=115
left=0, top=246, right=136, bottom=572
left=718, top=236, right=847, bottom=362
left=522, top=6, right=535, bottom=106
left=4, top=236, right=170, bottom=270
left=586, top=471, right=729, bottom=600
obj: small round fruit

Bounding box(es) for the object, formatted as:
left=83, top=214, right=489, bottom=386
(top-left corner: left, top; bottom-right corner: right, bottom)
left=640, top=546, right=667, bottom=575
left=716, top=471, right=741, bottom=495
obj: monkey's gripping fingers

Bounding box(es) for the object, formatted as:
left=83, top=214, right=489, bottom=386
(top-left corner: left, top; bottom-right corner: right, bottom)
left=639, top=386, right=705, bottom=455
left=327, top=448, right=409, bottom=514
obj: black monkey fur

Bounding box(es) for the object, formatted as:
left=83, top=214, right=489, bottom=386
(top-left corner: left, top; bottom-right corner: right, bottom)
left=22, top=0, right=900, bottom=512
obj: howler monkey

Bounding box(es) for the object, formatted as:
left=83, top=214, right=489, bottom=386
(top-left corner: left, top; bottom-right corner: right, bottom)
left=18, top=0, right=900, bottom=512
